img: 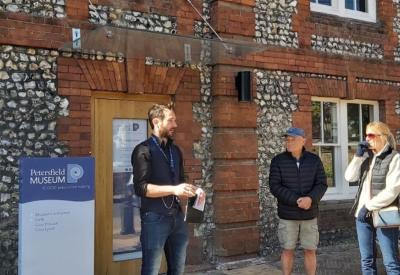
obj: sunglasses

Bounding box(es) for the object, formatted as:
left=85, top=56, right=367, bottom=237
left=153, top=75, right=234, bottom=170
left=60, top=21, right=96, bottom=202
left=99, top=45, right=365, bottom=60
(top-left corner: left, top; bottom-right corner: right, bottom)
left=365, top=133, right=381, bottom=139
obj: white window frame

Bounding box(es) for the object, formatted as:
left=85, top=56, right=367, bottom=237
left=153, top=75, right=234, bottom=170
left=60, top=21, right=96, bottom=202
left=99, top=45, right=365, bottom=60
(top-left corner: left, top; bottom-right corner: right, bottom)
left=311, top=97, right=379, bottom=200
left=310, top=0, right=376, bottom=23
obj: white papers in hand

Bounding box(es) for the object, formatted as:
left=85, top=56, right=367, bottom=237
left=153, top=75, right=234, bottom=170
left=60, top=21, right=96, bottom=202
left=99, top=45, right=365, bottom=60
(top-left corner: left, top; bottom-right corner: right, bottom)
left=192, top=188, right=205, bottom=212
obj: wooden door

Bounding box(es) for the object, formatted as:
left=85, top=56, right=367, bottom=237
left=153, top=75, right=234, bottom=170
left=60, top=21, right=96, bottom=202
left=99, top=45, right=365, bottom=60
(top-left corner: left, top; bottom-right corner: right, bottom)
left=93, top=93, right=169, bottom=275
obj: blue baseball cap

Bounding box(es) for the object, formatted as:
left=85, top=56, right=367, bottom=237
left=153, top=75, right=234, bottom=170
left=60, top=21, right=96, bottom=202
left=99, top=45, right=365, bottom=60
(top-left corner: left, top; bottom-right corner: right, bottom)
left=283, top=127, right=305, bottom=138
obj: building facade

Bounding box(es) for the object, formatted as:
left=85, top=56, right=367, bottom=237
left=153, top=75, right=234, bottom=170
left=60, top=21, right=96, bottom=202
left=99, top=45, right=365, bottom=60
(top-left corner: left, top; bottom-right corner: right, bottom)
left=1, top=0, right=400, bottom=274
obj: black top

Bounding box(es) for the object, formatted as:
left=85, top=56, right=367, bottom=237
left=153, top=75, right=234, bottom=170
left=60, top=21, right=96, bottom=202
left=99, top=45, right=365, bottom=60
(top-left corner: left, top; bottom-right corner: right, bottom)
left=131, top=135, right=185, bottom=214
left=269, top=149, right=328, bottom=220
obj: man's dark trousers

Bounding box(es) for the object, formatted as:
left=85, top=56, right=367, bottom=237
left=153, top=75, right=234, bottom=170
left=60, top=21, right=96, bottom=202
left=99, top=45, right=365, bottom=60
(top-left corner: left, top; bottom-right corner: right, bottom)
left=140, top=209, right=188, bottom=275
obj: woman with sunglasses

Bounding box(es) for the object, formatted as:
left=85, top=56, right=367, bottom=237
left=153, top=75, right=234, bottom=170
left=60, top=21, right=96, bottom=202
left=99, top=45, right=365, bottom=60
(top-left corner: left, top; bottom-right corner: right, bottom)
left=345, top=121, right=400, bottom=275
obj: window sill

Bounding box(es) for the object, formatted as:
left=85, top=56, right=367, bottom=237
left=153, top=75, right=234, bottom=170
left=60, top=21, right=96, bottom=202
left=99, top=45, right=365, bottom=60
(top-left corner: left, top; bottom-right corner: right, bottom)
left=322, top=191, right=357, bottom=201
left=319, top=199, right=354, bottom=211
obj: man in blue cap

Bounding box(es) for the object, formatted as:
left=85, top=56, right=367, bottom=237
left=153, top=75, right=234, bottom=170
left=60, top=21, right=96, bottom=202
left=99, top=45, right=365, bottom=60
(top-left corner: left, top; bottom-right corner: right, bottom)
left=269, top=127, right=327, bottom=275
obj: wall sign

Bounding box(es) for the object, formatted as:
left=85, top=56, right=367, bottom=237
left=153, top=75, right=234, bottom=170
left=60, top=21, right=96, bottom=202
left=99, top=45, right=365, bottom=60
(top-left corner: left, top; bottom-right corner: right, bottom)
left=18, top=157, right=95, bottom=275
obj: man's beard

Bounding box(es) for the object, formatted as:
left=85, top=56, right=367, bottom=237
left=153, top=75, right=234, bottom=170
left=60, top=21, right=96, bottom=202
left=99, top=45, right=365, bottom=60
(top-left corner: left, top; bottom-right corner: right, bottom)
left=159, top=127, right=173, bottom=139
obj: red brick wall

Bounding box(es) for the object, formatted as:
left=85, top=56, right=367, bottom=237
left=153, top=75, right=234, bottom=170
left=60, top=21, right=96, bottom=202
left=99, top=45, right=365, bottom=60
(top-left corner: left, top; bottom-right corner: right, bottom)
left=211, top=1, right=255, bottom=37
left=3, top=0, right=400, bottom=265
left=172, top=69, right=204, bottom=264
left=57, top=57, right=92, bottom=156
left=211, top=78, right=260, bottom=257
left=214, top=160, right=258, bottom=191
left=174, top=69, right=203, bottom=185
left=0, top=0, right=202, bottom=48
left=0, top=12, right=72, bottom=49
left=66, top=0, right=89, bottom=20
left=215, top=225, right=260, bottom=257
left=212, top=96, right=257, bottom=128
left=210, top=61, right=260, bottom=256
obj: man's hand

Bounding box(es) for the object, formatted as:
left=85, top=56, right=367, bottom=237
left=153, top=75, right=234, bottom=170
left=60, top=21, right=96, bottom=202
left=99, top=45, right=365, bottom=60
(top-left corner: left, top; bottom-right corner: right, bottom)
left=297, top=196, right=312, bottom=210
left=174, top=183, right=197, bottom=198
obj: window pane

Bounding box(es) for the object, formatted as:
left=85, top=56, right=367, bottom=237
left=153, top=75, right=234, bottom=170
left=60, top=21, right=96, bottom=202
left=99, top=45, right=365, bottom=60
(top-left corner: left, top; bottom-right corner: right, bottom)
left=348, top=146, right=359, bottom=186
left=323, top=102, right=338, bottom=143
left=322, top=146, right=335, bottom=187
left=362, top=104, right=374, bottom=139
left=113, top=172, right=142, bottom=258
left=347, top=103, right=360, bottom=143
left=318, top=0, right=332, bottom=5
left=312, top=101, right=322, bottom=143
left=112, top=119, right=148, bottom=261
left=312, top=146, right=335, bottom=187
left=357, top=0, right=367, bottom=12
left=345, top=0, right=354, bottom=10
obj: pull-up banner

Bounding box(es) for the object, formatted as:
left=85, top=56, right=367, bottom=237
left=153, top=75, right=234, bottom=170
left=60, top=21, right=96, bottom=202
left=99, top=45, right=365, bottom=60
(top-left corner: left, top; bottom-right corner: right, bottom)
left=18, top=157, right=95, bottom=275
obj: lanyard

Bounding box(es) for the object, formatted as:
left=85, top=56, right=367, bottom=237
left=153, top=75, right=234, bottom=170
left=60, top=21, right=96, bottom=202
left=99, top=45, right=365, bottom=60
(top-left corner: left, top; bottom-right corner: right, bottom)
left=151, top=136, right=177, bottom=209
left=151, top=136, right=175, bottom=176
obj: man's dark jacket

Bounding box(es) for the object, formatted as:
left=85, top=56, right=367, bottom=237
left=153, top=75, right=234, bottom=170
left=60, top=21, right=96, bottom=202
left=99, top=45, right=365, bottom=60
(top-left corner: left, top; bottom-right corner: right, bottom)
left=269, top=149, right=328, bottom=220
left=131, top=136, right=184, bottom=214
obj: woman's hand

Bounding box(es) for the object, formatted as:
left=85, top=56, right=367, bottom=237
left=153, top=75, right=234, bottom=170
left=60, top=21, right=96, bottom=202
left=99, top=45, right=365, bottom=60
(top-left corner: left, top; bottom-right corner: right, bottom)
left=356, top=141, right=370, bottom=157
left=357, top=205, right=371, bottom=223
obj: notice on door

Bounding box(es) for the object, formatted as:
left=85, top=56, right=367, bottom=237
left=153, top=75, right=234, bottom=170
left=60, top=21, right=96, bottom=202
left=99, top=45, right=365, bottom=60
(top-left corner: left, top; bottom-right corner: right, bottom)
left=112, top=119, right=147, bottom=173
left=18, top=157, right=95, bottom=275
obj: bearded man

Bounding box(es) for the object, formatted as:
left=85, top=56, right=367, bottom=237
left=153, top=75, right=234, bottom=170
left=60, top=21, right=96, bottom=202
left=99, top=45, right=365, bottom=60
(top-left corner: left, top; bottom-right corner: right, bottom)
left=131, top=103, right=198, bottom=275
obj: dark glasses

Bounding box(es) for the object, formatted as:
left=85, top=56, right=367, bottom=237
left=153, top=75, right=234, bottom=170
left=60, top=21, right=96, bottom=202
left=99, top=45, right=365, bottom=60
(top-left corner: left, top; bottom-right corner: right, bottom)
left=365, top=133, right=381, bottom=139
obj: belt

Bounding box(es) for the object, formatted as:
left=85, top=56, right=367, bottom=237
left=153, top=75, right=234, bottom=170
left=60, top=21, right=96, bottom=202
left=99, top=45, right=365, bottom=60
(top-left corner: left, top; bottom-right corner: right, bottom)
left=140, top=207, right=179, bottom=216
left=165, top=207, right=178, bottom=216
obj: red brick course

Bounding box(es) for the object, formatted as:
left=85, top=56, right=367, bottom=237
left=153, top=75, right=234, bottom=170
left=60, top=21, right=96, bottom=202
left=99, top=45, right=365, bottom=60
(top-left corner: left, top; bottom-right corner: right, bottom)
left=213, top=160, right=259, bottom=191
left=213, top=128, right=258, bottom=159
left=212, top=96, right=257, bottom=128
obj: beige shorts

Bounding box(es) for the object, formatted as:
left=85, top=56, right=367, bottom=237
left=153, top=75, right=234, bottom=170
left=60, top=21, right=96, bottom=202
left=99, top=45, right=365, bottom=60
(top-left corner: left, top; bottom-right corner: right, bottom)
left=278, top=218, right=319, bottom=250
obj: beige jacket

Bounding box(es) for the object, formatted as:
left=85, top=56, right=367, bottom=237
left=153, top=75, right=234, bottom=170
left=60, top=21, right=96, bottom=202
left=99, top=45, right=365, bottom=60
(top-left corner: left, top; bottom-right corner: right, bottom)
left=345, top=144, right=400, bottom=217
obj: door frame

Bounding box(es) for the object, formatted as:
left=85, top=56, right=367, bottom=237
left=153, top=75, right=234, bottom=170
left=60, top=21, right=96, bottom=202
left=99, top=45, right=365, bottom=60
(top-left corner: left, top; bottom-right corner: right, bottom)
left=92, top=92, right=170, bottom=275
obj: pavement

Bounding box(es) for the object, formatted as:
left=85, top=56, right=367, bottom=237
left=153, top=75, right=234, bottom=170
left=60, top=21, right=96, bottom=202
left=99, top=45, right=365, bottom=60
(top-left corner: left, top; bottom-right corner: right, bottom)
left=185, top=242, right=386, bottom=275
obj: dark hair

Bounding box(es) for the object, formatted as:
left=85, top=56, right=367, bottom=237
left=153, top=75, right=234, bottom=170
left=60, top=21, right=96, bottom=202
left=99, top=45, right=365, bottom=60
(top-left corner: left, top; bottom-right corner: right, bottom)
left=148, top=103, right=174, bottom=129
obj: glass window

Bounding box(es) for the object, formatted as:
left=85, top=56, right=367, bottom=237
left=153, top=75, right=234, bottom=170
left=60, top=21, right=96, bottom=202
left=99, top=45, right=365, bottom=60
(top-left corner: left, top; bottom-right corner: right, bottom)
left=323, top=102, right=338, bottom=144
left=312, top=101, right=322, bottom=143
left=361, top=104, right=374, bottom=137
left=312, top=0, right=332, bottom=5
left=347, top=103, right=360, bottom=143
left=346, top=0, right=367, bottom=12
left=358, top=0, right=367, bottom=12
left=347, top=145, right=358, bottom=186
left=312, top=146, right=336, bottom=187
left=312, top=100, right=338, bottom=188
left=112, top=119, right=148, bottom=261
left=347, top=104, right=374, bottom=146
left=345, top=0, right=354, bottom=10
left=346, top=103, right=373, bottom=187
left=312, top=101, right=338, bottom=144
left=311, top=0, right=375, bottom=22
left=312, top=99, right=378, bottom=199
